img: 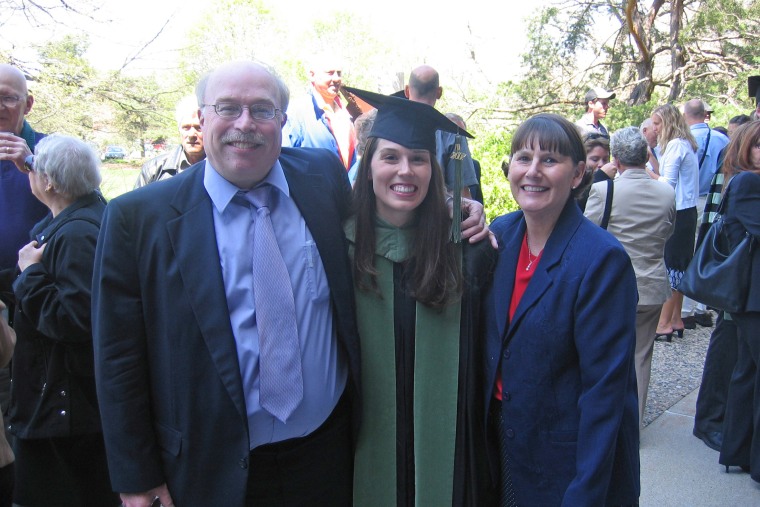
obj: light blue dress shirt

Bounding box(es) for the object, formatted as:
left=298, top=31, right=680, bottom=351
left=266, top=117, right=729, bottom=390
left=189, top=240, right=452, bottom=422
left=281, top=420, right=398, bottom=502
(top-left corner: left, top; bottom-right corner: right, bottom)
left=691, top=123, right=729, bottom=196
left=204, top=160, right=347, bottom=449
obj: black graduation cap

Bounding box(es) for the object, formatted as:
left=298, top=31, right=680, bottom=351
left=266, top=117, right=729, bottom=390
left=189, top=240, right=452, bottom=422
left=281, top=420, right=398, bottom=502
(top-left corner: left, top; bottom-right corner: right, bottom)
left=343, top=86, right=473, bottom=153
left=749, top=75, right=760, bottom=103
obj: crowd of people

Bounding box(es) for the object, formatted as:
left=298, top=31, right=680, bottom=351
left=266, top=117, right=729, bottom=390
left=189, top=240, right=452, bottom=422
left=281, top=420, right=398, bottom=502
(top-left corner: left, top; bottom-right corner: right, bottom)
left=0, top=56, right=759, bottom=506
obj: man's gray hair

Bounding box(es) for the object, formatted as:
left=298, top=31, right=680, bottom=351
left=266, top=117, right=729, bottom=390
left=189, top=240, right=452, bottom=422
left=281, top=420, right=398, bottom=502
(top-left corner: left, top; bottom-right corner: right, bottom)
left=34, top=134, right=102, bottom=199
left=195, top=61, right=290, bottom=112
left=610, top=126, right=649, bottom=167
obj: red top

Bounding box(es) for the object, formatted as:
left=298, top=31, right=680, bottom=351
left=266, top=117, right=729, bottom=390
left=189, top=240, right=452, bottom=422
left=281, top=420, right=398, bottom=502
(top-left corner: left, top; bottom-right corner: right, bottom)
left=494, top=232, right=542, bottom=400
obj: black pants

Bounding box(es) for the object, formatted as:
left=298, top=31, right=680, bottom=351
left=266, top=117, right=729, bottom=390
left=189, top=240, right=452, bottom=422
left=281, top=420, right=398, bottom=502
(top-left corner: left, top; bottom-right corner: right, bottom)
left=246, top=394, right=353, bottom=507
left=720, top=311, right=760, bottom=479
left=13, top=432, right=119, bottom=507
left=695, top=311, right=739, bottom=435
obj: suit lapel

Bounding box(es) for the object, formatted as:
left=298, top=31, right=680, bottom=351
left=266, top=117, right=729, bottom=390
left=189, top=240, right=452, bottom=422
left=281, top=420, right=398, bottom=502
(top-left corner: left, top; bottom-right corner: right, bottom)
left=166, top=166, right=248, bottom=422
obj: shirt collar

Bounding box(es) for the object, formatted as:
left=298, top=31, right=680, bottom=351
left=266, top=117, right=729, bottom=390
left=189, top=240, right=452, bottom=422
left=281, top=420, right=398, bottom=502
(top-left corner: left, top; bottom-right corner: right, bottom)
left=204, top=158, right=290, bottom=213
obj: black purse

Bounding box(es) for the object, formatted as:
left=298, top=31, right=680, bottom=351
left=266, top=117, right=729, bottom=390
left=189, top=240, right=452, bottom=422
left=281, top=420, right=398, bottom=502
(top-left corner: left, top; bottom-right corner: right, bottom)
left=678, top=182, right=754, bottom=314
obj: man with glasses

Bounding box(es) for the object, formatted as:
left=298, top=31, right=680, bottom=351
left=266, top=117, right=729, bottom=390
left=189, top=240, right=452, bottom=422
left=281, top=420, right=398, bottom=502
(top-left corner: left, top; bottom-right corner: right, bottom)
left=0, top=64, right=48, bottom=285
left=93, top=61, right=361, bottom=507
left=576, top=87, right=616, bottom=137
left=134, top=95, right=205, bottom=188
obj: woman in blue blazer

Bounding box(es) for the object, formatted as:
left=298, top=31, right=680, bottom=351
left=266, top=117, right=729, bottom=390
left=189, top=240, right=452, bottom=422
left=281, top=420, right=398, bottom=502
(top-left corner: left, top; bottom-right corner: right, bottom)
left=484, top=114, right=640, bottom=506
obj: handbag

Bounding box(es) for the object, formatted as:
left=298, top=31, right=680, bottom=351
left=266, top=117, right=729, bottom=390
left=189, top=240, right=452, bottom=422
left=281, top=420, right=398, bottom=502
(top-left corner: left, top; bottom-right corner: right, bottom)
left=678, top=183, right=754, bottom=313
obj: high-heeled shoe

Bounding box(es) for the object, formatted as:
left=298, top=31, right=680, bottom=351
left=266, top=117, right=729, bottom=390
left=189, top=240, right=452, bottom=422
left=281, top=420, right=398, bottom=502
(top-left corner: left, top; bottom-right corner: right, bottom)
left=672, top=327, right=685, bottom=338
left=724, top=464, right=751, bottom=473
left=655, top=331, right=673, bottom=342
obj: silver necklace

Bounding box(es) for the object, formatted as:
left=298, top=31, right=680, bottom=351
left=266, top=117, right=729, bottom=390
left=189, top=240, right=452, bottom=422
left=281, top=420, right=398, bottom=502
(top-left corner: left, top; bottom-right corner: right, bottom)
left=526, top=234, right=537, bottom=271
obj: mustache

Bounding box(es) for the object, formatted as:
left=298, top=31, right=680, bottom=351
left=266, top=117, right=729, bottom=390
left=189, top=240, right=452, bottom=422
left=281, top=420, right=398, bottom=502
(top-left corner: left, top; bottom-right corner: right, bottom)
left=220, top=131, right=267, bottom=145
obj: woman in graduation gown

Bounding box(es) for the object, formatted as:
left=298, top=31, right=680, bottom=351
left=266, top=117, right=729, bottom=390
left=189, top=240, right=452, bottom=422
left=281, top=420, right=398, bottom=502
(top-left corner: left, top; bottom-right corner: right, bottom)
left=343, top=87, right=496, bottom=507
left=484, top=114, right=640, bottom=506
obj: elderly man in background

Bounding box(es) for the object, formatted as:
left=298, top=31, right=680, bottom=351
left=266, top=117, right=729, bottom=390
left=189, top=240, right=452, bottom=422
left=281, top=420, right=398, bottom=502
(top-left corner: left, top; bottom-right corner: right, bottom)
left=405, top=65, right=477, bottom=197
left=585, top=126, right=676, bottom=427
left=134, top=95, right=205, bottom=188
left=576, top=87, right=615, bottom=137
left=640, top=117, right=659, bottom=170
left=283, top=54, right=356, bottom=170
left=0, top=64, right=48, bottom=288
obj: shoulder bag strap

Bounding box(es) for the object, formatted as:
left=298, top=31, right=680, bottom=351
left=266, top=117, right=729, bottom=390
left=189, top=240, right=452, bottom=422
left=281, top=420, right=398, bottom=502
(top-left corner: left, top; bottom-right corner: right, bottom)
left=601, top=178, right=614, bottom=230
left=699, top=128, right=711, bottom=169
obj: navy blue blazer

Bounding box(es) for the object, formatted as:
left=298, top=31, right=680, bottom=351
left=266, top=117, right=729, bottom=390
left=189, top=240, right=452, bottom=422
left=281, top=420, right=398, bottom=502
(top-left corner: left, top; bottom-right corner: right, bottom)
left=92, top=148, right=360, bottom=507
left=484, top=199, right=640, bottom=506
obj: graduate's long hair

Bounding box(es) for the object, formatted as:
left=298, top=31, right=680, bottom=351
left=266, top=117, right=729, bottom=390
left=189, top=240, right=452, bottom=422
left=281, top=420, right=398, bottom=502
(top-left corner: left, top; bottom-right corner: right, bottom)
left=350, top=136, right=462, bottom=309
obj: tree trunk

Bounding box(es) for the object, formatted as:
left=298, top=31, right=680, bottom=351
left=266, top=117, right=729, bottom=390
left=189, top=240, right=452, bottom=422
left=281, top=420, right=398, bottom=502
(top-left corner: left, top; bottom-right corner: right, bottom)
left=668, top=0, right=687, bottom=102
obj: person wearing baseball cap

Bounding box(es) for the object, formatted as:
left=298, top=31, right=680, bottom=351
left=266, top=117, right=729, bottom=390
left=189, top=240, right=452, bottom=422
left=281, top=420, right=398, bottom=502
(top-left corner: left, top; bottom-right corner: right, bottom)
left=575, top=87, right=616, bottom=137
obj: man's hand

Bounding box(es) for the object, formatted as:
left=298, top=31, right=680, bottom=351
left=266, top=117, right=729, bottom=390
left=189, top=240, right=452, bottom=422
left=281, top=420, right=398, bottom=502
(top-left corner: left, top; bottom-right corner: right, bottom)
left=0, top=132, right=32, bottom=172
left=17, top=240, right=45, bottom=272
left=120, top=484, right=174, bottom=507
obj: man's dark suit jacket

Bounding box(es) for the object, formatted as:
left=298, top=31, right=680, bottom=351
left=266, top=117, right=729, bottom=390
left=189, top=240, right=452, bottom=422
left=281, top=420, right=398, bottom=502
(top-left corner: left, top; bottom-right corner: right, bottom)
left=92, top=147, right=361, bottom=507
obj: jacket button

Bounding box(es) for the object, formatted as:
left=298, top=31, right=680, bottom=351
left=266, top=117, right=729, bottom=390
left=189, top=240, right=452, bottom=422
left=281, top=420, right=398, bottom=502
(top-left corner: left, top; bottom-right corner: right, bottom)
left=506, top=428, right=515, bottom=439
left=59, top=410, right=67, bottom=417
left=60, top=390, right=67, bottom=397
left=504, top=391, right=511, bottom=401
left=504, top=350, right=511, bottom=359
left=239, top=457, right=248, bottom=469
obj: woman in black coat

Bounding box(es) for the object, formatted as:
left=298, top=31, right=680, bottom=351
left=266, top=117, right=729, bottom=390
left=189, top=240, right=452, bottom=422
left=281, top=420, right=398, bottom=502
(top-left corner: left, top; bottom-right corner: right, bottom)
left=718, top=121, right=760, bottom=481
left=8, top=135, right=118, bottom=507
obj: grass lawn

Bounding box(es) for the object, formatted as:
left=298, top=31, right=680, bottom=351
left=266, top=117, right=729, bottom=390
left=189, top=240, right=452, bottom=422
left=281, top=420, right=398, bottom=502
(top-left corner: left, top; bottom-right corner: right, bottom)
left=100, top=161, right=141, bottom=200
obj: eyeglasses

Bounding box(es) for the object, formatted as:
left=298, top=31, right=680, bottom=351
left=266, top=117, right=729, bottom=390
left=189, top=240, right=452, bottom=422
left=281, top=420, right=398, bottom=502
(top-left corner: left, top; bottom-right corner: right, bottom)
left=202, top=103, right=281, bottom=121
left=584, top=132, right=610, bottom=141
left=23, top=155, right=34, bottom=173
left=0, top=95, right=22, bottom=108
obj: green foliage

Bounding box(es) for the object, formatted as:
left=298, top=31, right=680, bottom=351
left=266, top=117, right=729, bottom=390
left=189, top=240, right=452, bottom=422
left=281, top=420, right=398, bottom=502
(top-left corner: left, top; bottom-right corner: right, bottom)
left=470, top=125, right=519, bottom=223
left=29, top=34, right=98, bottom=140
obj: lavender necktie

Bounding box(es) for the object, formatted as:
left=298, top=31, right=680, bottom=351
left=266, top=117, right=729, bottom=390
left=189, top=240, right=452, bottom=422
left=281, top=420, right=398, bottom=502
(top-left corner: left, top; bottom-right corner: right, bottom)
left=246, top=185, right=303, bottom=422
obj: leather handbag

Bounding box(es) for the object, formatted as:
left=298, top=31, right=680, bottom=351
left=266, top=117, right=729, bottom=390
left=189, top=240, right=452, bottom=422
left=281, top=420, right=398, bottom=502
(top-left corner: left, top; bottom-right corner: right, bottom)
left=678, top=186, right=753, bottom=314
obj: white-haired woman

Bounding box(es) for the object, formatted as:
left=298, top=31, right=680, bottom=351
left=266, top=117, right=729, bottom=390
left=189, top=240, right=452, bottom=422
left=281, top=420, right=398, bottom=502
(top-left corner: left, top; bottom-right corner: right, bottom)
left=8, top=135, right=118, bottom=506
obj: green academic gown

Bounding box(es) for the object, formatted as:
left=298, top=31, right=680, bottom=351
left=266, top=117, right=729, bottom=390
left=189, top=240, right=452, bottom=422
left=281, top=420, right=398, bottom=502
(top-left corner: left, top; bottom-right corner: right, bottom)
left=345, top=218, right=496, bottom=507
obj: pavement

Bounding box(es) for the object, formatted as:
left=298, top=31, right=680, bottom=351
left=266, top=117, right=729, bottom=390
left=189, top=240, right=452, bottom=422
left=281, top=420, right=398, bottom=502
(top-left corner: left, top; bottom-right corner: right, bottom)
left=640, top=388, right=760, bottom=506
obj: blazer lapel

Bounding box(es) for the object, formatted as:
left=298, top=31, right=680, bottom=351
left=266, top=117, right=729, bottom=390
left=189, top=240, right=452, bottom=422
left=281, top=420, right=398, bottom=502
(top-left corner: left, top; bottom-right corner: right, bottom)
left=504, top=200, right=584, bottom=344
left=166, top=167, right=248, bottom=422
